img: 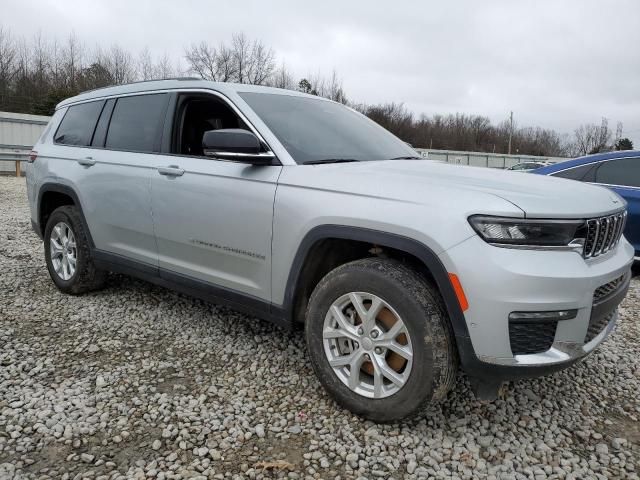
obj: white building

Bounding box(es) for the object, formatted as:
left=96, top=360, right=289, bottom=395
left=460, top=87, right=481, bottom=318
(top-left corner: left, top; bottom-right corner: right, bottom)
left=0, top=111, right=50, bottom=175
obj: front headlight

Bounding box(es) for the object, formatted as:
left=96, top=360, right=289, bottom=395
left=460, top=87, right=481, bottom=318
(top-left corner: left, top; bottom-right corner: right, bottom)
left=468, top=215, right=586, bottom=249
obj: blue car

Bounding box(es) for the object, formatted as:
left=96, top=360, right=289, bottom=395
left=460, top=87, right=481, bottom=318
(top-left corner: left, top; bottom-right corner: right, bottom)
left=534, top=150, right=640, bottom=258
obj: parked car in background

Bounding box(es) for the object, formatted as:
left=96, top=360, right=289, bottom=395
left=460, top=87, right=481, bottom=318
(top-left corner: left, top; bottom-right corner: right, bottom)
left=508, top=161, right=552, bottom=171
left=534, top=151, right=640, bottom=258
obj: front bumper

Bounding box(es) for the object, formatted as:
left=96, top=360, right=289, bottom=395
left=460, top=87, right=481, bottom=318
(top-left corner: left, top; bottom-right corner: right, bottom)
left=439, top=234, right=634, bottom=383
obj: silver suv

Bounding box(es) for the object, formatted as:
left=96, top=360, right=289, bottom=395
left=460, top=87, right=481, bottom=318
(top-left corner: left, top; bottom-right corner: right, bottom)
left=25, top=79, right=633, bottom=421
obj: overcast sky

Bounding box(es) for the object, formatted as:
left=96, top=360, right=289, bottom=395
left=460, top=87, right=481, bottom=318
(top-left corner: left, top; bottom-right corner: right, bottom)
left=5, top=0, right=640, bottom=145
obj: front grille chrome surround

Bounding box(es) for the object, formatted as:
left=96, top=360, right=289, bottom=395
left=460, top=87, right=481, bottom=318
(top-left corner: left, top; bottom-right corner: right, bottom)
left=583, top=211, right=626, bottom=258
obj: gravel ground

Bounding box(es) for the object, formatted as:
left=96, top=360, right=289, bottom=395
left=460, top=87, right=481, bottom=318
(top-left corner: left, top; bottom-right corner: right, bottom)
left=1, top=176, right=639, bottom=480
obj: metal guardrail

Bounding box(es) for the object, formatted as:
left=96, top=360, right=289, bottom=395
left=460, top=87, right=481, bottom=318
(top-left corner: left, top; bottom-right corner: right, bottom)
left=414, top=148, right=565, bottom=169
left=0, top=149, right=30, bottom=177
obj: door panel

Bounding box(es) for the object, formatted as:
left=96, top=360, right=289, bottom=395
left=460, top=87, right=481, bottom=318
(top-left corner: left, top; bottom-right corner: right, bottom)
left=151, top=155, right=281, bottom=301
left=76, top=148, right=157, bottom=265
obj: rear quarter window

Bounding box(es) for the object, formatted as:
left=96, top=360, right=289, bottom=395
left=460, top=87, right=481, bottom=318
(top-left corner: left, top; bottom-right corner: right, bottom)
left=594, top=157, right=640, bottom=188
left=54, top=101, right=105, bottom=146
left=105, top=94, right=169, bottom=153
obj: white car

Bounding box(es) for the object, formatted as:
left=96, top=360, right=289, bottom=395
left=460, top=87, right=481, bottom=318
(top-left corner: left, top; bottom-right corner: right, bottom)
left=26, top=79, right=633, bottom=421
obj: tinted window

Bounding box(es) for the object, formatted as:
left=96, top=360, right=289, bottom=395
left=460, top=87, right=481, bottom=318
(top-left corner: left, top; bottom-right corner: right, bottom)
left=552, top=163, right=596, bottom=181
left=54, top=101, right=104, bottom=146
left=91, top=99, right=116, bottom=147
left=595, top=158, right=640, bottom=188
left=105, top=94, right=168, bottom=152
left=174, top=95, right=248, bottom=156
left=239, top=92, right=417, bottom=164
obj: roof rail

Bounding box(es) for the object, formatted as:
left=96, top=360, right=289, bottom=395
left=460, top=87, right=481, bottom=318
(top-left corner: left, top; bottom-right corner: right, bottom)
left=80, top=77, right=203, bottom=95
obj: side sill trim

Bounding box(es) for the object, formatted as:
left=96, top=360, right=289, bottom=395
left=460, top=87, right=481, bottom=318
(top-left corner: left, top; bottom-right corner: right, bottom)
left=92, top=249, right=289, bottom=329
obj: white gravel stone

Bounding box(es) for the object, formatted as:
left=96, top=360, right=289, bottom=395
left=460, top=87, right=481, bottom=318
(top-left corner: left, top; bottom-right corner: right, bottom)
left=0, top=176, right=638, bottom=479
left=80, top=453, right=95, bottom=463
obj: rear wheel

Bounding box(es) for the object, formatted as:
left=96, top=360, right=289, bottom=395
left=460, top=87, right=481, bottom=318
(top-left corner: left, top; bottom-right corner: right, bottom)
left=305, top=258, right=457, bottom=422
left=44, top=205, right=106, bottom=294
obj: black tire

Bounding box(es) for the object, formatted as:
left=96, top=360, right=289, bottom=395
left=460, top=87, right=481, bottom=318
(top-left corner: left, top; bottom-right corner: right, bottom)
left=305, top=258, right=457, bottom=422
left=44, top=205, right=106, bottom=294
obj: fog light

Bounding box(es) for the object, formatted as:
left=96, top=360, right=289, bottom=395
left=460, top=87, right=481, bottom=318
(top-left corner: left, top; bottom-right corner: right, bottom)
left=509, top=310, right=577, bottom=322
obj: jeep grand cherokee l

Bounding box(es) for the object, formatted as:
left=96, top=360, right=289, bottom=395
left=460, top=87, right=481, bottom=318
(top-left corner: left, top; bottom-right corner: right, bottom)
left=25, top=79, right=633, bottom=421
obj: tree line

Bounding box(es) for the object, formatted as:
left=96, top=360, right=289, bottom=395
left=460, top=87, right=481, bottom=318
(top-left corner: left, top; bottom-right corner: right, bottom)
left=0, top=26, right=633, bottom=157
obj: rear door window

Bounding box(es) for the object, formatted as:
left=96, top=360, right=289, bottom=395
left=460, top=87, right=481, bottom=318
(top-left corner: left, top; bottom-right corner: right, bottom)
left=54, top=100, right=105, bottom=146
left=594, top=157, right=640, bottom=188
left=551, top=163, right=597, bottom=181
left=105, top=94, right=169, bottom=153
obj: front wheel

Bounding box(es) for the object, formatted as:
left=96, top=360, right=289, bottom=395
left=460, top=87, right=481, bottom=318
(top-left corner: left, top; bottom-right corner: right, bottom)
left=305, top=258, right=457, bottom=422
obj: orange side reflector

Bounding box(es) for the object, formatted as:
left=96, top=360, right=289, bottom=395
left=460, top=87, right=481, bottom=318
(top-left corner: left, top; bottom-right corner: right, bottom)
left=448, top=273, right=469, bottom=312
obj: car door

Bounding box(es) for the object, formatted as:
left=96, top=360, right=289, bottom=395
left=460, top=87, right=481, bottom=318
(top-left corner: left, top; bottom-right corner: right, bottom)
left=52, top=94, right=167, bottom=267
left=150, top=91, right=281, bottom=302
left=592, top=156, right=640, bottom=254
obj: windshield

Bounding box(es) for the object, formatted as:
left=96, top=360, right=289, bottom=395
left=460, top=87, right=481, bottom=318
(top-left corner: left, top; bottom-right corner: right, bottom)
left=239, top=92, right=418, bottom=164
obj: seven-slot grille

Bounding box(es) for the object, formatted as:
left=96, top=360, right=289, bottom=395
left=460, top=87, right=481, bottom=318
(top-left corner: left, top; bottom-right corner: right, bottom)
left=583, top=211, right=626, bottom=258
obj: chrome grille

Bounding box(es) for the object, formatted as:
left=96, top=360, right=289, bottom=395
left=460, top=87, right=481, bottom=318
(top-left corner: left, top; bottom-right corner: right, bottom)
left=583, top=211, right=626, bottom=258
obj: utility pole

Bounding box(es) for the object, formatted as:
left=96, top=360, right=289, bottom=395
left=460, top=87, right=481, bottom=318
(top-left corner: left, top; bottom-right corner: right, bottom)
left=508, top=111, right=513, bottom=155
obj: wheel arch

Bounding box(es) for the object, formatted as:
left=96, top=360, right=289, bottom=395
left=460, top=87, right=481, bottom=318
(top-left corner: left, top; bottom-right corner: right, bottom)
left=280, top=225, right=471, bottom=343
left=37, top=183, right=94, bottom=248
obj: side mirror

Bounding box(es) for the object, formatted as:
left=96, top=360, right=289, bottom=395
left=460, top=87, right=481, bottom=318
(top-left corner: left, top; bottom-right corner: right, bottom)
left=202, top=129, right=275, bottom=165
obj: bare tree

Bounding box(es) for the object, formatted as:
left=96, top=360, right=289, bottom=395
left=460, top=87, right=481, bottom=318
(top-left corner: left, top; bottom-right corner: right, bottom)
left=326, top=70, right=347, bottom=104
left=245, top=37, right=275, bottom=85
left=156, top=52, right=175, bottom=79
left=30, top=32, right=51, bottom=90
left=0, top=26, right=17, bottom=95
left=62, top=33, right=84, bottom=89
left=98, top=45, right=136, bottom=85
left=231, top=33, right=250, bottom=84
left=269, top=61, right=295, bottom=89
left=295, top=70, right=347, bottom=103
left=184, top=41, right=236, bottom=81
left=185, top=33, right=274, bottom=85
left=571, top=118, right=612, bottom=155
left=185, top=42, right=223, bottom=80
left=138, top=47, right=155, bottom=80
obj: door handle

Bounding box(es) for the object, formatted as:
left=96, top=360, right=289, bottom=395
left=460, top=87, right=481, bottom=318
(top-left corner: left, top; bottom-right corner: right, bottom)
left=77, top=157, right=96, bottom=167
left=158, top=166, right=185, bottom=177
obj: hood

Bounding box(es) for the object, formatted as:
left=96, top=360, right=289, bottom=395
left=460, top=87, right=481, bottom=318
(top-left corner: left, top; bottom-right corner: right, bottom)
left=286, top=160, right=624, bottom=218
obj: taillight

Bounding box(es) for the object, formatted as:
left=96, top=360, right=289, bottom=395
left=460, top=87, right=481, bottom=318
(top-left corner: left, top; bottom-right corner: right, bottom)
left=28, top=150, right=38, bottom=163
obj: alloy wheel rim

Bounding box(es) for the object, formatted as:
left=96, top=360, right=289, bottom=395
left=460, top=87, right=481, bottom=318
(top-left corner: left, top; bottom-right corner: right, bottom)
left=322, top=292, right=413, bottom=399
left=50, top=222, right=77, bottom=281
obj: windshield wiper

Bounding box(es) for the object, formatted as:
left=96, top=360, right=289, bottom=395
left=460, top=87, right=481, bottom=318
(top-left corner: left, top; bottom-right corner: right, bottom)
left=304, top=158, right=360, bottom=165
left=389, top=156, right=422, bottom=160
